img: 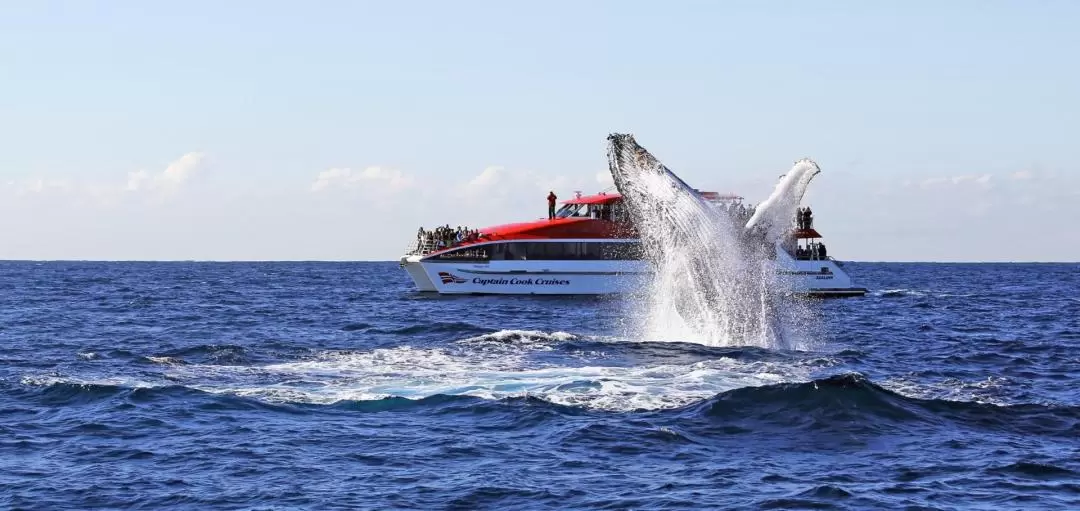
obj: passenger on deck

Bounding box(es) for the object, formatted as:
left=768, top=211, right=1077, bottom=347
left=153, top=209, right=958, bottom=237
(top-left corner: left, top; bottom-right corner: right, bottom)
left=818, top=243, right=827, bottom=259
left=547, top=191, right=557, bottom=219
left=804, top=207, right=813, bottom=229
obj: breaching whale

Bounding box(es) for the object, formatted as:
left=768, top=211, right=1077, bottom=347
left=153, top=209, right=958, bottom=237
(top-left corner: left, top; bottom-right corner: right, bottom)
left=605, top=133, right=789, bottom=348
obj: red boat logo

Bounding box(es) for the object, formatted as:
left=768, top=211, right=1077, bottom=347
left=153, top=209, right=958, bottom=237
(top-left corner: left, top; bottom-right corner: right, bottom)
left=438, top=272, right=467, bottom=284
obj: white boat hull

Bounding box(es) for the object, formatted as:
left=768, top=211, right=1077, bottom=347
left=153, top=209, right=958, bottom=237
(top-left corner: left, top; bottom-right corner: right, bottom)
left=399, top=257, right=647, bottom=295
left=400, top=249, right=866, bottom=297
left=776, top=246, right=867, bottom=297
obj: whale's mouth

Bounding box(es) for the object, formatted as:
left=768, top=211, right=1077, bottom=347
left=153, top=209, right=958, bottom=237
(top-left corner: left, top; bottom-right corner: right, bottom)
left=605, top=133, right=814, bottom=349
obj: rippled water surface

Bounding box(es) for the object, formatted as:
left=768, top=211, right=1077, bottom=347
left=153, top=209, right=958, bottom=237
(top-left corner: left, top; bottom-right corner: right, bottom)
left=2, top=261, right=1079, bottom=509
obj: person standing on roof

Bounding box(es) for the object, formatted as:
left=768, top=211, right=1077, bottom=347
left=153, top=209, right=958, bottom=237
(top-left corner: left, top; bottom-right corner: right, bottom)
left=547, top=191, right=558, bottom=220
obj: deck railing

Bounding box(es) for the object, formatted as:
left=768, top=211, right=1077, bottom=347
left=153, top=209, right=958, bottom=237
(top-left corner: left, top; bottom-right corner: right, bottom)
left=404, top=237, right=489, bottom=259
left=404, top=238, right=440, bottom=256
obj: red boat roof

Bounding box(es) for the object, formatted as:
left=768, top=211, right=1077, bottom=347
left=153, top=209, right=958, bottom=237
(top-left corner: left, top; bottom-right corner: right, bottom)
left=563, top=193, right=622, bottom=206
left=478, top=217, right=633, bottom=240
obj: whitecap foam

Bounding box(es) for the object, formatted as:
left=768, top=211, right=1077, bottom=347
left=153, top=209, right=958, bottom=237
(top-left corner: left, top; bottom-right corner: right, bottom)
left=876, top=289, right=927, bottom=298
left=879, top=375, right=1013, bottom=406
left=20, top=374, right=162, bottom=390
left=145, top=356, right=185, bottom=365
left=24, top=330, right=820, bottom=412
left=160, top=331, right=814, bottom=411
left=453, top=329, right=578, bottom=352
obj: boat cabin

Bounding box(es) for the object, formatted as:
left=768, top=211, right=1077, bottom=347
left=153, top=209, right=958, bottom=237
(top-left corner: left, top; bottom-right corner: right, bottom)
left=790, top=206, right=829, bottom=260
left=554, top=192, right=627, bottom=222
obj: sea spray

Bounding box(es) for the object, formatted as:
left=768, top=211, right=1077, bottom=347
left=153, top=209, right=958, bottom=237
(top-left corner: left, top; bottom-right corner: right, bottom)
left=606, top=134, right=815, bottom=349
left=745, top=159, right=821, bottom=243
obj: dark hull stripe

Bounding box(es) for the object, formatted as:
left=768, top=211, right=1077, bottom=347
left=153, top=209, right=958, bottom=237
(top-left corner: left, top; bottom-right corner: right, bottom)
left=455, top=269, right=649, bottom=276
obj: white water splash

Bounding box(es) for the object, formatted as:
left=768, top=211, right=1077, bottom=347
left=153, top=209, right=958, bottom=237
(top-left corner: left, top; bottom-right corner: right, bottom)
left=20, top=330, right=822, bottom=412
left=606, top=134, right=815, bottom=349
left=745, top=159, right=821, bottom=243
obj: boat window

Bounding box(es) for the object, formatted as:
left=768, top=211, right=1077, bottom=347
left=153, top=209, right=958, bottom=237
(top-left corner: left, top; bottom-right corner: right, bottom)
left=598, top=204, right=613, bottom=221
left=556, top=204, right=585, bottom=218
left=555, top=202, right=625, bottom=220
left=428, top=246, right=490, bottom=262
left=505, top=242, right=527, bottom=260
left=484, top=241, right=642, bottom=261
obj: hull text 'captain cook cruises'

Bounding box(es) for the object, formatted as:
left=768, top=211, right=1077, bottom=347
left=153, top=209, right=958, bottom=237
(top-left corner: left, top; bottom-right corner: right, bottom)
left=400, top=190, right=867, bottom=297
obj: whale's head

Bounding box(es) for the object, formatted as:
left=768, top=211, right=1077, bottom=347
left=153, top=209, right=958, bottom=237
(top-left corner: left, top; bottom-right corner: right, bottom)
left=606, top=133, right=704, bottom=209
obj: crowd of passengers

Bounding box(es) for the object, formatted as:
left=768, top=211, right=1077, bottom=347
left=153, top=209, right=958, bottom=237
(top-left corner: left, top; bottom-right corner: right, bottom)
left=795, top=242, right=828, bottom=260
left=416, top=225, right=482, bottom=251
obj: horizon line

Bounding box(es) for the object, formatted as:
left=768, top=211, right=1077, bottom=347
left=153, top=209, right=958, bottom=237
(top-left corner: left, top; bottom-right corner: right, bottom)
left=0, top=259, right=1077, bottom=264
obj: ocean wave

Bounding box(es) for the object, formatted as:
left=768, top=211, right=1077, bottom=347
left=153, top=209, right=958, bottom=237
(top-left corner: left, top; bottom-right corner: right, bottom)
left=19, top=376, right=194, bottom=406
left=364, top=321, right=488, bottom=336
left=687, top=373, right=1080, bottom=436
left=149, top=344, right=253, bottom=366
left=987, top=461, right=1079, bottom=479
left=17, top=371, right=1080, bottom=436
left=340, top=322, right=372, bottom=332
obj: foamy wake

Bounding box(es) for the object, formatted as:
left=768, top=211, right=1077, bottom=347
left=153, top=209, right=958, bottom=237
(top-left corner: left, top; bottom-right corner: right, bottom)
left=21, top=330, right=828, bottom=412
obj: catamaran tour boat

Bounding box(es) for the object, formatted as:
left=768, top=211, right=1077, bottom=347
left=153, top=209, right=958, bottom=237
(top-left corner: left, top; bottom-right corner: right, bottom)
left=400, top=191, right=867, bottom=297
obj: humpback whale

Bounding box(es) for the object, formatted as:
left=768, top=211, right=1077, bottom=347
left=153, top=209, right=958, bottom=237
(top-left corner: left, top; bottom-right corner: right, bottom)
left=605, top=133, right=791, bottom=348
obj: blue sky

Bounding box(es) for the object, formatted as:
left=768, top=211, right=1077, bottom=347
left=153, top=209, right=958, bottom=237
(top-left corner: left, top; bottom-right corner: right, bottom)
left=2, top=1, right=1077, bottom=261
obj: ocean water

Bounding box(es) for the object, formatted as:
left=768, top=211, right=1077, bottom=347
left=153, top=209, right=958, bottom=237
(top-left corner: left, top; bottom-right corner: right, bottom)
left=2, top=261, right=1079, bottom=509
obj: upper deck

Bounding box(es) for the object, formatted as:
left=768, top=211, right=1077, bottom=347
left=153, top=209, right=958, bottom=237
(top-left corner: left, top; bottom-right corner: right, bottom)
left=405, top=189, right=828, bottom=258
left=405, top=192, right=635, bottom=256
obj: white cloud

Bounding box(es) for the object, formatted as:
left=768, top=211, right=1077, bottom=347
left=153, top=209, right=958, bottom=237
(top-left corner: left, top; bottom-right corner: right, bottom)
left=1, top=152, right=206, bottom=207
left=126, top=152, right=205, bottom=192
left=1011, top=170, right=1033, bottom=180
left=162, top=152, right=202, bottom=185
left=464, top=166, right=504, bottom=193
left=310, top=166, right=416, bottom=192
left=919, top=174, right=993, bottom=188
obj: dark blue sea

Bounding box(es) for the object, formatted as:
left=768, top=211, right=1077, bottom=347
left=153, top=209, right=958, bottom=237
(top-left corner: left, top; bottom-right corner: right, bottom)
left=2, top=262, right=1079, bottom=510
